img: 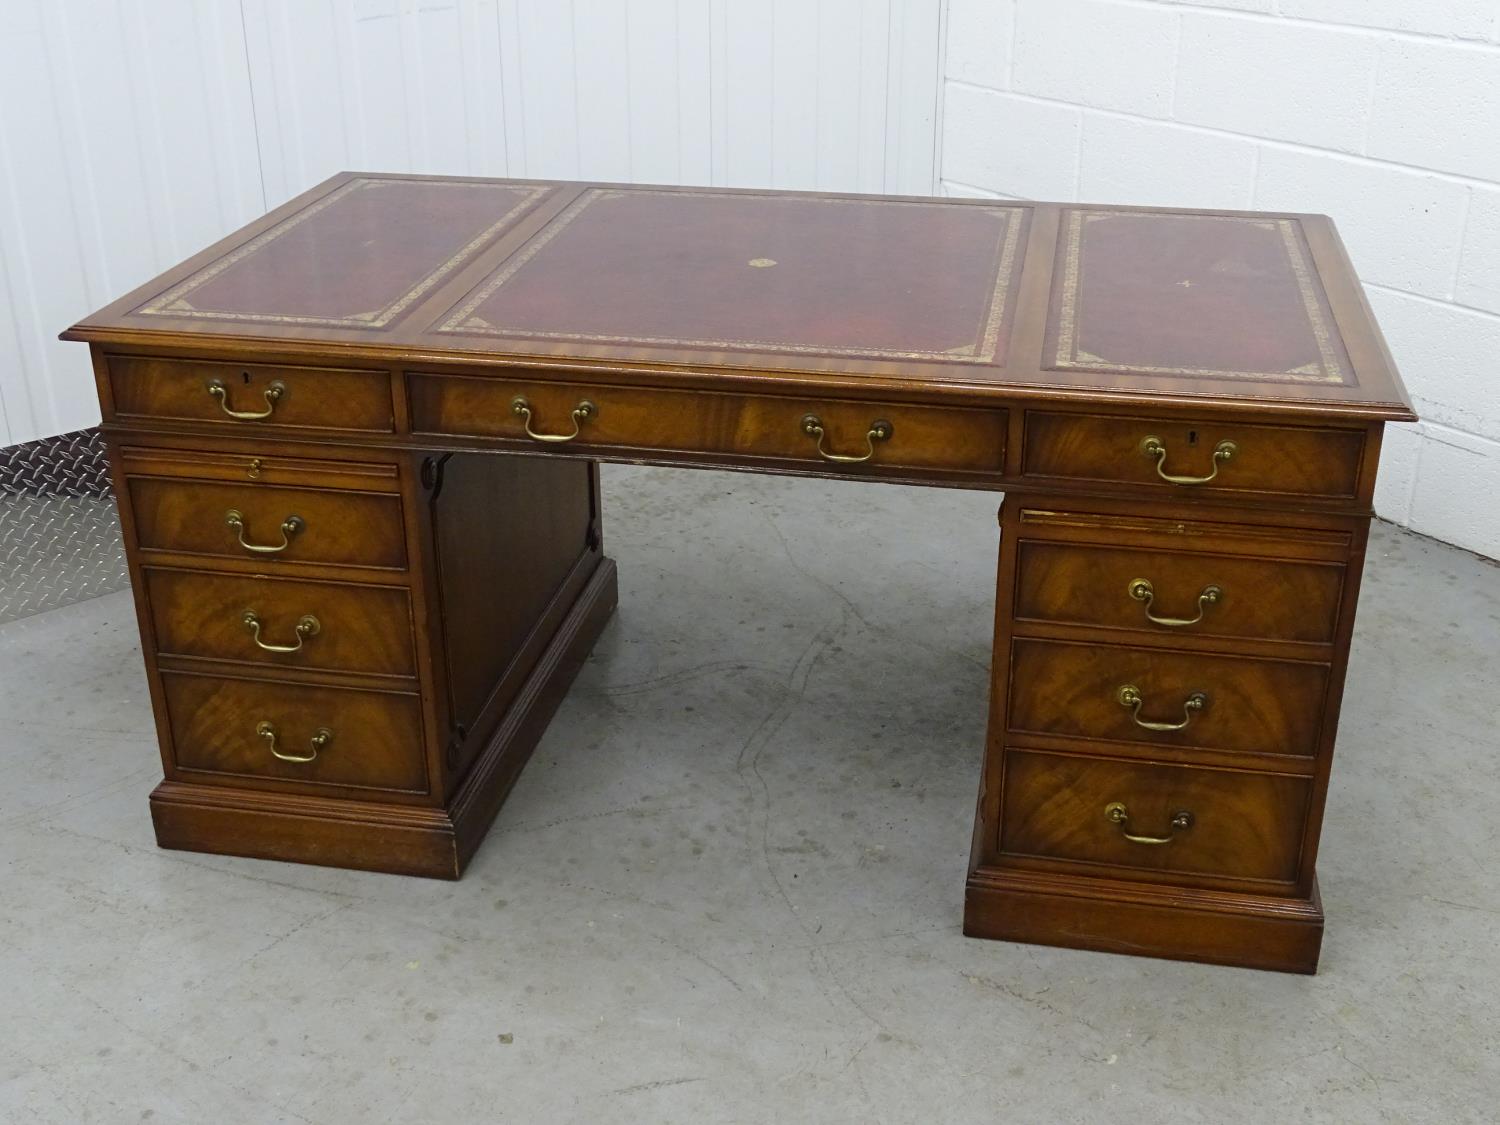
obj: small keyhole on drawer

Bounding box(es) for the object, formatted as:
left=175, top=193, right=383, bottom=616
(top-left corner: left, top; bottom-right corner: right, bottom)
left=241, top=370, right=251, bottom=384
left=1187, top=430, right=1198, bottom=445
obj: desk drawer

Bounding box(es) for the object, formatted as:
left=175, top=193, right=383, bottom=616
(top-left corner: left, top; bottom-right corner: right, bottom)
left=127, top=477, right=407, bottom=570
left=109, top=356, right=394, bottom=433
left=144, top=569, right=415, bottom=678
left=1023, top=412, right=1365, bottom=500
left=1015, top=541, right=1346, bottom=645
left=161, top=672, right=427, bottom=794
left=409, top=373, right=1007, bottom=477
left=1007, top=638, right=1329, bottom=759
left=1000, top=749, right=1309, bottom=885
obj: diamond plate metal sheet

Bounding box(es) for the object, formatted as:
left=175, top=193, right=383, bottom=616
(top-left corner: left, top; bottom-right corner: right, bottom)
left=0, top=428, right=128, bottom=624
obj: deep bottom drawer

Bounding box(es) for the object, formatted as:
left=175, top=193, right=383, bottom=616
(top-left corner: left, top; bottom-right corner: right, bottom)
left=161, top=672, right=427, bottom=794
left=1000, top=749, right=1310, bottom=885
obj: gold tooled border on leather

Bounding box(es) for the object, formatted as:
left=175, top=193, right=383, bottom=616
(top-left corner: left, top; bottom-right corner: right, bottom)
left=1051, top=209, right=1352, bottom=386
left=135, top=179, right=552, bottom=329
left=436, top=187, right=1028, bottom=364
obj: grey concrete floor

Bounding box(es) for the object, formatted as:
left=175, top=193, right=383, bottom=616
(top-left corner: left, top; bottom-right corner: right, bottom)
left=2, top=464, right=1498, bottom=1124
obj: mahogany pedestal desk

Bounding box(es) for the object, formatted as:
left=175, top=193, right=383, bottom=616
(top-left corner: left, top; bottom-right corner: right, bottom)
left=63, top=173, right=1415, bottom=973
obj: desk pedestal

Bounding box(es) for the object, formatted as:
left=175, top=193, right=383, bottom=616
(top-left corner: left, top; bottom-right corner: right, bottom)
left=116, top=442, right=617, bottom=879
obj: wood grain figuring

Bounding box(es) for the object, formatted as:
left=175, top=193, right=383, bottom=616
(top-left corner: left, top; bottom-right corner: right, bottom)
left=64, top=172, right=1417, bottom=972
left=1023, top=412, right=1367, bottom=500
left=143, top=568, right=415, bottom=679
left=409, top=372, right=1009, bottom=477
left=1014, top=541, right=1346, bottom=645
left=1008, top=637, right=1330, bottom=759
left=128, top=477, right=407, bottom=571
left=999, top=749, right=1311, bottom=885
left=428, top=452, right=598, bottom=782
left=108, top=356, right=394, bottom=433
left=160, top=672, right=427, bottom=795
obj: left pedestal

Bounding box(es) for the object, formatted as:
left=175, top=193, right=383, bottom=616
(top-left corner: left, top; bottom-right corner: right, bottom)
left=111, top=428, right=615, bottom=879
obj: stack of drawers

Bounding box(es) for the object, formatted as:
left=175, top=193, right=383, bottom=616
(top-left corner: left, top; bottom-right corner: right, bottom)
left=968, top=409, right=1376, bottom=972
left=103, top=354, right=450, bottom=867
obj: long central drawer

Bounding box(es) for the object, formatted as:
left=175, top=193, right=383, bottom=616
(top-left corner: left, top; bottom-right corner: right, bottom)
left=408, top=371, right=1008, bottom=477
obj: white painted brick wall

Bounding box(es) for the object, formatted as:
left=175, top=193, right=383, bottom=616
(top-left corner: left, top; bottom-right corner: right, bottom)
left=940, top=0, right=1500, bottom=560
left=1013, top=0, right=1179, bottom=116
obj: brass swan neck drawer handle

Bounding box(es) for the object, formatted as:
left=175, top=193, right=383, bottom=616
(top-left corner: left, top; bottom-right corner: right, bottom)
left=257, top=720, right=332, bottom=764
left=1117, top=684, right=1208, bottom=731
left=225, top=509, right=304, bottom=554
left=800, top=414, right=894, bottom=464
left=1140, top=436, right=1236, bottom=485
left=242, top=610, right=320, bottom=653
left=511, top=396, right=596, bottom=443
left=1128, top=578, right=1223, bottom=628
left=1105, top=802, right=1193, bottom=845
left=207, top=377, right=286, bottom=420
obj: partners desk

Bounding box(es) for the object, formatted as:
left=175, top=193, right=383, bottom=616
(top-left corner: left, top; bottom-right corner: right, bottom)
left=63, top=174, right=1414, bottom=973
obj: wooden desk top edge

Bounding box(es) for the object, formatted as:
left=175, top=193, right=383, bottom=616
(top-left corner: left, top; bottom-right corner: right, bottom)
left=63, top=171, right=1417, bottom=424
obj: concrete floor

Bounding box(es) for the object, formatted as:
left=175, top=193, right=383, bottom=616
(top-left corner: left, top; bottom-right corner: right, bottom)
left=2, top=464, right=1497, bottom=1124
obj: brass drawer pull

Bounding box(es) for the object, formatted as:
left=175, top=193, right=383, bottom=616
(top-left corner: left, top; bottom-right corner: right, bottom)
left=225, top=509, right=304, bottom=554
left=207, top=377, right=286, bottom=420
left=801, top=414, right=894, bottom=464
left=242, top=610, right=319, bottom=653
left=511, top=396, right=596, bottom=443
left=1140, top=435, right=1236, bottom=485
left=1105, top=802, right=1193, bottom=845
left=1117, top=684, right=1208, bottom=732
left=1128, top=578, right=1222, bottom=628
left=257, top=720, right=332, bottom=764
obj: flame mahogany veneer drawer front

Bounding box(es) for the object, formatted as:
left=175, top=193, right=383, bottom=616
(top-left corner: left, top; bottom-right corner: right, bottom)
left=1014, top=541, right=1346, bottom=646
left=407, top=372, right=1008, bottom=477
left=161, top=671, right=427, bottom=794
left=999, top=749, right=1311, bottom=886
left=1022, top=412, right=1367, bottom=500
left=144, top=569, right=416, bottom=679
left=109, top=356, right=395, bottom=433
left=127, top=476, right=407, bottom=571
left=1007, top=637, right=1330, bottom=760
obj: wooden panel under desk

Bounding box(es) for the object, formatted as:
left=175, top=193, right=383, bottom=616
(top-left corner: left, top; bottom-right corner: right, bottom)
left=426, top=451, right=601, bottom=787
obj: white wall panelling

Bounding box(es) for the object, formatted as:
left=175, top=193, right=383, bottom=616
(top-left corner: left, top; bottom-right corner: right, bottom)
left=939, top=0, right=1500, bottom=560
left=0, top=0, right=944, bottom=448
left=0, top=0, right=262, bottom=447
